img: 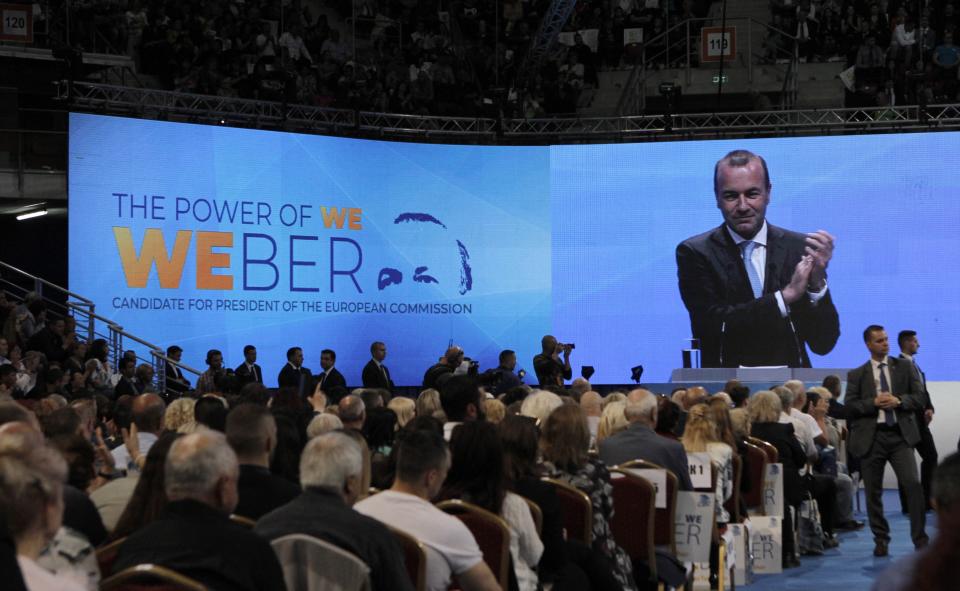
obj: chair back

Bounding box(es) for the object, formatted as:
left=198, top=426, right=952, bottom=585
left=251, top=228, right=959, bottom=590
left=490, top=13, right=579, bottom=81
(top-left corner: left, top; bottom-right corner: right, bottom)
left=387, top=526, right=426, bottom=591
left=270, top=533, right=371, bottom=591
left=616, top=459, right=679, bottom=554
left=741, top=441, right=768, bottom=514
left=541, top=477, right=593, bottom=546
left=724, top=453, right=743, bottom=523
left=747, top=436, right=779, bottom=463
left=518, top=495, right=543, bottom=537
left=96, top=537, right=126, bottom=579
left=436, top=500, right=511, bottom=591
left=609, top=469, right=657, bottom=579
left=100, top=564, right=208, bottom=591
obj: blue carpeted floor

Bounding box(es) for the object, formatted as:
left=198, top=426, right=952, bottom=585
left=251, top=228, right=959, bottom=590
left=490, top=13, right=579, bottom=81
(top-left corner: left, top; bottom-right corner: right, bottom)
left=744, top=490, right=936, bottom=590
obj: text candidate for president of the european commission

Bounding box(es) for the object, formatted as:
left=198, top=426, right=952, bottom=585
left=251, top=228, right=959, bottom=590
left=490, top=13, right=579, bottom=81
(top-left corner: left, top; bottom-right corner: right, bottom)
left=676, top=149, right=840, bottom=368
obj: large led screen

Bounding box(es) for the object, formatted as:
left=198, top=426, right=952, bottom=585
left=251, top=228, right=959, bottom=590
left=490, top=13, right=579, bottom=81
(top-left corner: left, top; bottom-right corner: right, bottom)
left=70, top=113, right=960, bottom=384
left=69, top=114, right=550, bottom=386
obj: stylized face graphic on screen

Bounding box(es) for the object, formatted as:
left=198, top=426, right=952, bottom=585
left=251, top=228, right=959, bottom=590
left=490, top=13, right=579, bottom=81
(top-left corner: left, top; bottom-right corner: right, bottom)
left=715, top=157, right=771, bottom=240
left=377, top=213, right=473, bottom=295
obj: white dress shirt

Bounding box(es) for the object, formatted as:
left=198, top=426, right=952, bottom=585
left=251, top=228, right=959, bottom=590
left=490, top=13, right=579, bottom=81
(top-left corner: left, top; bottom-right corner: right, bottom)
left=727, top=222, right=828, bottom=318
left=871, top=356, right=897, bottom=424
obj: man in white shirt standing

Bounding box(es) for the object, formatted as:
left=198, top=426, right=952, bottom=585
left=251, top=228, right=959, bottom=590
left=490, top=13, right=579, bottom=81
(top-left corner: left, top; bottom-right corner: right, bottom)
left=844, top=325, right=928, bottom=557
left=355, top=429, right=500, bottom=591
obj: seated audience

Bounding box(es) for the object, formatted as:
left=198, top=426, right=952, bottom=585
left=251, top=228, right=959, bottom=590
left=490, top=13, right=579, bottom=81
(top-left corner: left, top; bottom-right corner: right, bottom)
left=113, top=430, right=285, bottom=591
left=440, top=421, right=543, bottom=591
left=194, top=395, right=228, bottom=431
left=255, top=431, right=414, bottom=591
left=748, top=391, right=805, bottom=568
left=579, top=391, right=602, bottom=445
left=440, top=375, right=485, bottom=440
left=354, top=429, right=500, bottom=591
left=0, top=436, right=84, bottom=591
left=387, top=396, right=416, bottom=427
left=483, top=398, right=507, bottom=423
left=226, top=404, right=300, bottom=520
left=103, top=432, right=182, bottom=540
left=416, top=388, right=444, bottom=420
left=541, top=404, right=637, bottom=591
left=163, top=397, right=196, bottom=433
left=112, top=393, right=165, bottom=473
left=598, top=389, right=693, bottom=490
left=306, top=412, right=343, bottom=439
left=655, top=396, right=682, bottom=440
left=338, top=394, right=367, bottom=431
left=595, top=400, right=628, bottom=445
left=520, top=389, right=564, bottom=426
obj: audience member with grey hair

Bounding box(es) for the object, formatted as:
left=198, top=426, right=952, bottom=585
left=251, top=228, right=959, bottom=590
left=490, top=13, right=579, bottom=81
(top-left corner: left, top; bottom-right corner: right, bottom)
left=226, top=404, right=300, bottom=520
left=114, top=430, right=285, bottom=591
left=306, top=412, right=344, bottom=439
left=569, top=377, right=591, bottom=401
left=598, top=389, right=693, bottom=490
left=256, top=432, right=414, bottom=591
left=339, top=394, right=367, bottom=431
left=580, top=391, right=603, bottom=446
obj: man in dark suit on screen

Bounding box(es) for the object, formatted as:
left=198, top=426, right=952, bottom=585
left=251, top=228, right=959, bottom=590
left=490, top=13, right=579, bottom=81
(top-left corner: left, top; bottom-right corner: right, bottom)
left=361, top=341, right=394, bottom=392
left=844, top=325, right=928, bottom=556
left=676, top=149, right=840, bottom=367
left=234, top=345, right=263, bottom=387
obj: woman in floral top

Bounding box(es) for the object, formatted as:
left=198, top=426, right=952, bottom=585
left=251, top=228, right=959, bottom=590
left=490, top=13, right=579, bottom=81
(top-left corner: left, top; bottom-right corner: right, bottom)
left=541, top=404, right=637, bottom=591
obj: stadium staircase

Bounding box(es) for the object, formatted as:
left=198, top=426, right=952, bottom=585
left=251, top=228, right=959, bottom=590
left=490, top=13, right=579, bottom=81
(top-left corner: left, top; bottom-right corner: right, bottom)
left=0, top=260, right=201, bottom=392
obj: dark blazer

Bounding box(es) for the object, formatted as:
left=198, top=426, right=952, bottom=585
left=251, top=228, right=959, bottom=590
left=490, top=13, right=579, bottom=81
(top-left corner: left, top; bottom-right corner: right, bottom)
left=234, top=465, right=300, bottom=521
left=255, top=487, right=414, bottom=591
left=750, top=421, right=807, bottom=506
left=113, top=376, right=138, bottom=399
left=277, top=363, right=312, bottom=395
left=844, top=356, right=925, bottom=458
left=898, top=354, right=934, bottom=412
left=513, top=476, right=566, bottom=581
left=115, top=499, right=285, bottom=591
left=316, top=367, right=346, bottom=394
left=597, top=422, right=694, bottom=490
left=164, top=361, right=190, bottom=394
left=362, top=359, right=394, bottom=391
left=676, top=223, right=840, bottom=367
left=234, top=362, right=263, bottom=386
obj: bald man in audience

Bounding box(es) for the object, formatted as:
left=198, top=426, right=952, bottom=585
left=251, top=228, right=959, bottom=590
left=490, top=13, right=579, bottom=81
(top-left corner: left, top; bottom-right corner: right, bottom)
left=580, top=391, right=602, bottom=446
left=569, top=378, right=591, bottom=401
left=598, top=389, right=694, bottom=490
left=338, top=395, right=366, bottom=431
left=114, top=431, right=285, bottom=591
left=112, top=393, right=165, bottom=473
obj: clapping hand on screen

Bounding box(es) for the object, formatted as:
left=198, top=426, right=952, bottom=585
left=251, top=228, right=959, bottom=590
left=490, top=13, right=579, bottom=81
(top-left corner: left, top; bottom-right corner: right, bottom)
left=805, top=230, right=835, bottom=289
left=782, top=255, right=814, bottom=304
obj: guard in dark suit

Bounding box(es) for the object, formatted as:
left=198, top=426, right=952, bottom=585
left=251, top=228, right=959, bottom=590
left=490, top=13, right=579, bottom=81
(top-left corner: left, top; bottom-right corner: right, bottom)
left=234, top=345, right=263, bottom=387
left=164, top=345, right=190, bottom=398
left=277, top=346, right=312, bottom=397
left=844, top=325, right=928, bottom=556
left=316, top=349, right=347, bottom=403
left=897, top=330, right=938, bottom=512
left=676, top=150, right=840, bottom=367
left=361, top=341, right=394, bottom=391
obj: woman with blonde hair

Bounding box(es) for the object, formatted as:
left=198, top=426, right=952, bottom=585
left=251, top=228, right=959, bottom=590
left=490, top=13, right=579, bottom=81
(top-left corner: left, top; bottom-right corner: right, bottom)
left=163, top=398, right=196, bottom=433
left=415, top=388, right=445, bottom=421
left=387, top=396, right=416, bottom=428
left=483, top=398, right=506, bottom=424
left=541, top=405, right=637, bottom=591
left=595, top=400, right=628, bottom=445
left=682, top=404, right=734, bottom=523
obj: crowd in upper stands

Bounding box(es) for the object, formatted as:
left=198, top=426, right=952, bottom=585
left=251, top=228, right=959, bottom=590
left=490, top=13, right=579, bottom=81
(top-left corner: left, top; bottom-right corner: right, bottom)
left=5, top=289, right=960, bottom=590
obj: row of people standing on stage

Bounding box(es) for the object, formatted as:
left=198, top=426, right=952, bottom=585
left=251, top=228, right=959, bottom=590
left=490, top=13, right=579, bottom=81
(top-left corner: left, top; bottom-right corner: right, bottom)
left=164, top=341, right=395, bottom=404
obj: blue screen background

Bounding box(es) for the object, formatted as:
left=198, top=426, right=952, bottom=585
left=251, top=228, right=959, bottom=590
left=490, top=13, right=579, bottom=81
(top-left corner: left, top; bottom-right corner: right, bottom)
left=69, top=114, right=960, bottom=385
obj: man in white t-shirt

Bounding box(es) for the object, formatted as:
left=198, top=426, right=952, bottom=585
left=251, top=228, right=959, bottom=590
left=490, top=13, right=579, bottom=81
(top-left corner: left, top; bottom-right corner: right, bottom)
left=783, top=380, right=828, bottom=446
left=355, top=429, right=500, bottom=591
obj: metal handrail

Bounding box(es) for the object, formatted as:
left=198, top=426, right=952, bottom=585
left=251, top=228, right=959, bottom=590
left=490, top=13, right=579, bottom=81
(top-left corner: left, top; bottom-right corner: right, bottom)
left=0, top=261, right=93, bottom=304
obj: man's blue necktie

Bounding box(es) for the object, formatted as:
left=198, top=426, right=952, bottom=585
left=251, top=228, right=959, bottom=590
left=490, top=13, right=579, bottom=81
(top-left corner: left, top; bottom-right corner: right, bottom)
left=879, top=362, right=895, bottom=425
left=740, top=241, right=763, bottom=299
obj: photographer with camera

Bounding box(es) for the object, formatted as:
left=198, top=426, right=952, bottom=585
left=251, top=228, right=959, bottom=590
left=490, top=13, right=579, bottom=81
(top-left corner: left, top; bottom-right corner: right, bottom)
left=533, top=335, right=573, bottom=388
left=423, top=346, right=465, bottom=391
